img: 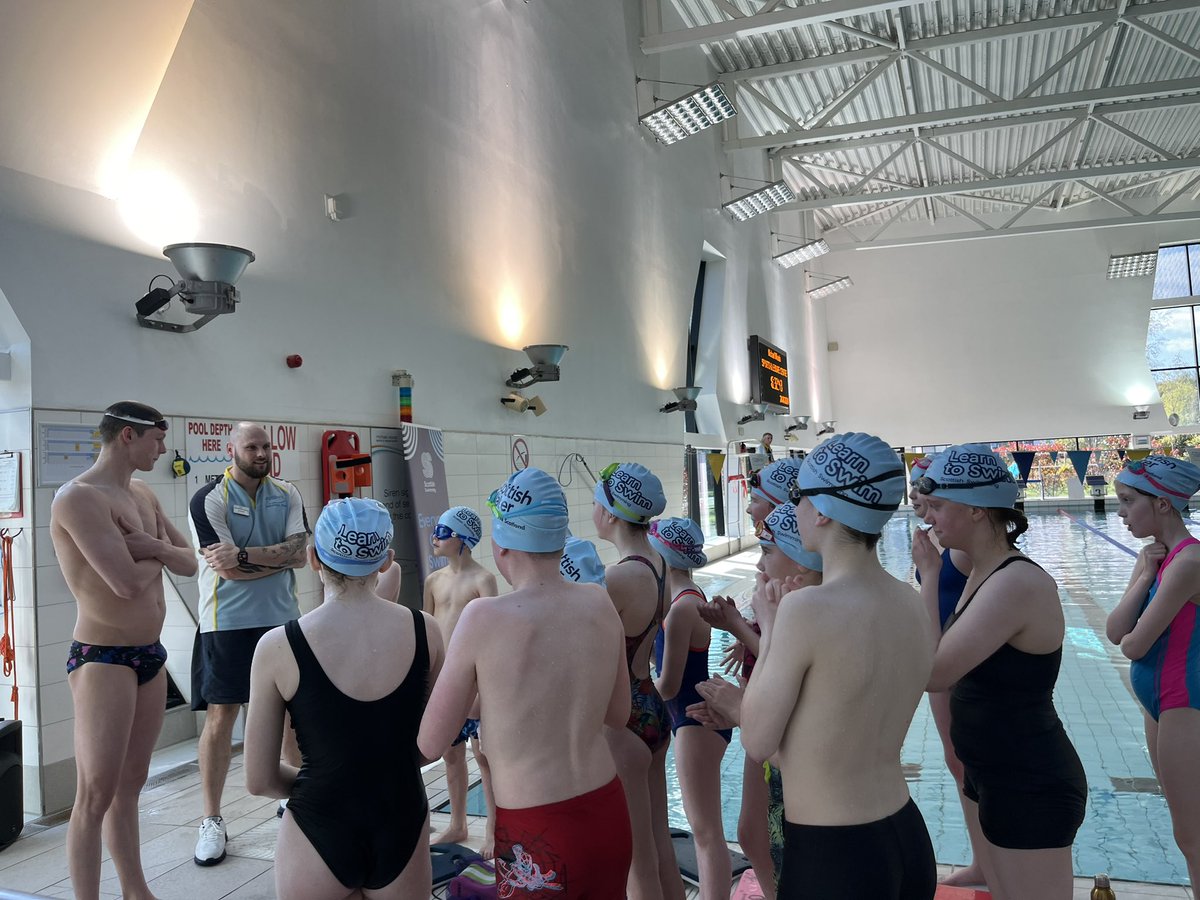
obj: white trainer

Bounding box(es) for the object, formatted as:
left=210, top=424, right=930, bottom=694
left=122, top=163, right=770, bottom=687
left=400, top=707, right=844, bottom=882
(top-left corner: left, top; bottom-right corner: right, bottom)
left=194, top=815, right=227, bottom=866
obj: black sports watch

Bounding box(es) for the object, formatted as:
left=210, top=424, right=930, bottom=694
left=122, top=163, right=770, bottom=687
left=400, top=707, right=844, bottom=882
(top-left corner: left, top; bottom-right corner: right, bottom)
left=237, top=549, right=249, bottom=567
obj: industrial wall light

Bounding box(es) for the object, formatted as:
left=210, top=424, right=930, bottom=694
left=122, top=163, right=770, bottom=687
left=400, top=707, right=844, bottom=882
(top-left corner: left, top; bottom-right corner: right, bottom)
left=816, top=420, right=837, bottom=436
left=638, top=80, right=736, bottom=145
left=506, top=344, right=568, bottom=388
left=806, top=271, right=853, bottom=300
left=1107, top=251, right=1158, bottom=279
left=135, top=242, right=255, bottom=333
left=1132, top=405, right=1150, bottom=420
left=784, top=415, right=810, bottom=434
left=723, top=181, right=796, bottom=222
left=737, top=403, right=768, bottom=426
left=660, top=386, right=702, bottom=414
left=773, top=236, right=829, bottom=269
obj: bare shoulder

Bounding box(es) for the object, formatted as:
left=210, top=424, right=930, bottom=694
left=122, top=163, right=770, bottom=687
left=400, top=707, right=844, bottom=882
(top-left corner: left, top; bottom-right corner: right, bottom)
left=253, top=624, right=290, bottom=663
left=985, top=557, right=1057, bottom=603
left=50, top=480, right=106, bottom=521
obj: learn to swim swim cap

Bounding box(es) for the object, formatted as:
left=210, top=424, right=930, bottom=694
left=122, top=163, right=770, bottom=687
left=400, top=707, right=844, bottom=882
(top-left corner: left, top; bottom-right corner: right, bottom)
left=908, top=454, right=935, bottom=485
left=488, top=467, right=570, bottom=553
left=759, top=502, right=823, bottom=572
left=921, top=444, right=1020, bottom=509
left=314, top=498, right=393, bottom=577
left=1116, top=455, right=1200, bottom=512
left=794, top=433, right=906, bottom=535
left=560, top=537, right=607, bottom=586
left=751, top=458, right=802, bottom=507
left=437, top=506, right=483, bottom=548
left=648, top=517, right=708, bottom=570
left=594, top=462, right=667, bottom=524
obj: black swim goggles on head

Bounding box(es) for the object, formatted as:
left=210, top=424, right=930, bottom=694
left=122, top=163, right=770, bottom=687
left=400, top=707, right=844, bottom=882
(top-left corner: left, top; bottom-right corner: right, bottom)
left=788, top=468, right=905, bottom=510
left=914, top=474, right=1011, bottom=495
left=105, top=412, right=169, bottom=431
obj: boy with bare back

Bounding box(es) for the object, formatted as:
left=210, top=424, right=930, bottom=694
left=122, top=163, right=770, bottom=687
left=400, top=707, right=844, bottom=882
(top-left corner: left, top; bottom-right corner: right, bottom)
left=51, top=402, right=198, bottom=900
left=424, top=505, right=498, bottom=849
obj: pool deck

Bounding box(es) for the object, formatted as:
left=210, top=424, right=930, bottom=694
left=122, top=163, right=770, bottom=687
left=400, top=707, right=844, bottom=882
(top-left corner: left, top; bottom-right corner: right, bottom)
left=0, top=746, right=1191, bottom=899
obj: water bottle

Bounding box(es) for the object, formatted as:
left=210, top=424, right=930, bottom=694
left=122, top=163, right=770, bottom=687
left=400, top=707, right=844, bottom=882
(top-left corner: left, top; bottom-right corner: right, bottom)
left=1090, top=873, right=1116, bottom=900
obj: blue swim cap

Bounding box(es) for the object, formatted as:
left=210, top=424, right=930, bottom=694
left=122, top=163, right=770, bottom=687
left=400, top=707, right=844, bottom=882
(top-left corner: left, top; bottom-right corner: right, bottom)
left=922, top=444, right=1020, bottom=509
left=1116, top=455, right=1200, bottom=512
left=751, top=459, right=802, bottom=507
left=560, top=537, right=607, bottom=585
left=594, top=462, right=667, bottom=524
left=437, top=506, right=483, bottom=548
left=648, top=517, right=708, bottom=570
left=489, top=468, right=570, bottom=553
left=795, top=433, right=906, bottom=535
left=315, top=498, right=394, bottom=577
left=759, top=502, right=823, bottom=572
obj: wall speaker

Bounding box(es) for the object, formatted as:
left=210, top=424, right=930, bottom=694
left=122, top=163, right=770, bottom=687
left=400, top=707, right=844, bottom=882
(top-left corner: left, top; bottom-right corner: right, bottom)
left=0, top=719, right=24, bottom=851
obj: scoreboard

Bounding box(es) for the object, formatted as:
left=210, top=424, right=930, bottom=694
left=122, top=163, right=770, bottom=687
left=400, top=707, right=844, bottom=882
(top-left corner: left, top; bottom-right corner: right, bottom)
left=748, top=335, right=789, bottom=412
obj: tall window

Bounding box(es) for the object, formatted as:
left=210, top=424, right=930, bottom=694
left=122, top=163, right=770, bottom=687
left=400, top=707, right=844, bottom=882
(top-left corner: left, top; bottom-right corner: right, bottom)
left=1147, top=243, right=1200, bottom=425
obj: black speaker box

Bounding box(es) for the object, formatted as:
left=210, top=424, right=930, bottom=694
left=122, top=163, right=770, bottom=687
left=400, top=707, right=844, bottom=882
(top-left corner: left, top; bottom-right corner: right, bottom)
left=0, top=719, right=23, bottom=851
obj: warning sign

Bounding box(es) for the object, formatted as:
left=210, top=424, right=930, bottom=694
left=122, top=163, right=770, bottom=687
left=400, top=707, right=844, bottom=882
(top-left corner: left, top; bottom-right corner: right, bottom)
left=511, top=436, right=530, bottom=471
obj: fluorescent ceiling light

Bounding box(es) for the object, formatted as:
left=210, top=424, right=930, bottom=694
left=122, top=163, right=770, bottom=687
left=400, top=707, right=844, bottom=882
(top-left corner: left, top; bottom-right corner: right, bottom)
left=723, top=181, right=796, bottom=222
left=774, top=238, right=829, bottom=268
left=640, top=82, right=736, bottom=146
left=806, top=275, right=853, bottom=299
left=1107, top=251, right=1158, bottom=279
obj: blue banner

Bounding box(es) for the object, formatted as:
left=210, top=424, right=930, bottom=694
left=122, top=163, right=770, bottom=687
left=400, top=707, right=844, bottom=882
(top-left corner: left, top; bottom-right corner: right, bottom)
left=1068, top=449, right=1093, bottom=484
left=1011, top=451, right=1036, bottom=483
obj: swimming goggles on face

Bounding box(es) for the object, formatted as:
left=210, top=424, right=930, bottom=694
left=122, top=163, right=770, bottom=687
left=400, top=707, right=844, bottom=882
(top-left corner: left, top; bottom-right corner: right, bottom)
left=914, top=474, right=1011, bottom=496
left=432, top=524, right=457, bottom=540
left=105, top=412, right=168, bottom=431
left=598, top=463, right=652, bottom=524
left=789, top=468, right=905, bottom=510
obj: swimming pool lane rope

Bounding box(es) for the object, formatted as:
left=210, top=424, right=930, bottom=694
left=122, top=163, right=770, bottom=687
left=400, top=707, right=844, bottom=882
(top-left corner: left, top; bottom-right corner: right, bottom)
left=1056, top=509, right=1137, bottom=558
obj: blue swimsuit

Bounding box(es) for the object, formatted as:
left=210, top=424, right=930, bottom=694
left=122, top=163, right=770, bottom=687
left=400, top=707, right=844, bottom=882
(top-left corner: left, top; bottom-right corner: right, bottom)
left=654, top=588, right=733, bottom=743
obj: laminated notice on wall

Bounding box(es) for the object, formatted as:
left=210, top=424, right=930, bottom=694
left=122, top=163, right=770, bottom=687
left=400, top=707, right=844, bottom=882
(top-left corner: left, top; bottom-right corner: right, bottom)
left=0, top=453, right=20, bottom=516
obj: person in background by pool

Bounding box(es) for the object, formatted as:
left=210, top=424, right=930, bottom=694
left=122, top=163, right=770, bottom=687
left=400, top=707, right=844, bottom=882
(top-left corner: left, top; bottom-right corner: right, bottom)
left=593, top=462, right=681, bottom=900
left=915, top=444, right=1086, bottom=900
left=909, top=453, right=988, bottom=890
left=420, top=468, right=633, bottom=898
left=1109, top=455, right=1200, bottom=887
left=742, top=433, right=936, bottom=899
left=244, top=498, right=445, bottom=899
left=699, top=457, right=801, bottom=899
left=650, top=517, right=730, bottom=900
left=760, top=432, right=775, bottom=464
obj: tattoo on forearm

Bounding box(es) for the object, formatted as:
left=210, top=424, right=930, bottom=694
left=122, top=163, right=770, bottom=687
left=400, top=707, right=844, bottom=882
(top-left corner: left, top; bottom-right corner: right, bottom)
left=238, top=562, right=265, bottom=574
left=260, top=533, right=308, bottom=566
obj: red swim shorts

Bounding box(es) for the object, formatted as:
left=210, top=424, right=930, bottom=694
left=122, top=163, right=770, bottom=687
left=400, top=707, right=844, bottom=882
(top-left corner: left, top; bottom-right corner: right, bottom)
left=494, top=776, right=632, bottom=898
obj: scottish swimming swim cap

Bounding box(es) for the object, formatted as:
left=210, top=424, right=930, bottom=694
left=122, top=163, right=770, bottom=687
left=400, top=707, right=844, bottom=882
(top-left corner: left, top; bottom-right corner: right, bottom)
left=594, top=462, right=667, bottom=524
left=1116, top=455, right=1200, bottom=512
left=759, top=502, right=823, bottom=572
left=437, top=506, right=483, bottom=548
left=489, top=467, right=570, bottom=553
left=922, top=444, right=1020, bottom=509
left=648, top=517, right=708, bottom=570
left=908, top=454, right=935, bottom=485
left=315, top=498, right=393, bottom=577
left=560, top=537, right=607, bottom=586
left=795, top=433, right=906, bottom=535
left=752, top=458, right=802, bottom=507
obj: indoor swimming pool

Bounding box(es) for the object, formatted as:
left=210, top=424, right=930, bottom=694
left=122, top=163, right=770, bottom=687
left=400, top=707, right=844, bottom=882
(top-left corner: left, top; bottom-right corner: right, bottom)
left=676, top=507, right=1189, bottom=886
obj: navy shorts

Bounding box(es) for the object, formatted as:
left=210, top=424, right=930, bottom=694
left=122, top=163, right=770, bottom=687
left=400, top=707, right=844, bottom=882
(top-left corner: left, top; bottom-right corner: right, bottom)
left=191, top=626, right=275, bottom=710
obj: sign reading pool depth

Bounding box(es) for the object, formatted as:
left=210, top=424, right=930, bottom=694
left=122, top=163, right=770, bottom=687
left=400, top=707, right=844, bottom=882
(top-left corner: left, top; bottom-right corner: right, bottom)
left=749, top=335, right=790, bottom=412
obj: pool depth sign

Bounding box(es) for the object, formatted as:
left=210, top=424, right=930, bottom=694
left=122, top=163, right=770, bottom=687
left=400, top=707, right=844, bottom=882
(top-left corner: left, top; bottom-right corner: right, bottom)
left=748, top=335, right=790, bottom=412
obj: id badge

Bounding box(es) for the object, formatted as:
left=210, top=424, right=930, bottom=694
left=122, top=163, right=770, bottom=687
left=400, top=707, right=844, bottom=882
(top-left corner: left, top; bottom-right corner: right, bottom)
left=232, top=504, right=251, bottom=517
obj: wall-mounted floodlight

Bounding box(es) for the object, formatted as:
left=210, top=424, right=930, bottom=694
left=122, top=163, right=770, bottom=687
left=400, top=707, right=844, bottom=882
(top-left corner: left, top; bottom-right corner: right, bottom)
left=135, top=243, right=255, bottom=334
left=723, top=181, right=796, bottom=222
left=639, top=80, right=736, bottom=146
left=1108, top=251, right=1158, bottom=279
left=806, top=272, right=853, bottom=300
left=1132, top=405, right=1150, bottom=420
left=737, top=403, right=768, bottom=426
left=784, top=415, right=810, bottom=434
left=501, top=391, right=547, bottom=417
left=660, top=386, right=702, bottom=414
left=773, top=238, right=829, bottom=269
left=506, top=344, right=568, bottom=388
left=816, top=420, right=837, bottom=436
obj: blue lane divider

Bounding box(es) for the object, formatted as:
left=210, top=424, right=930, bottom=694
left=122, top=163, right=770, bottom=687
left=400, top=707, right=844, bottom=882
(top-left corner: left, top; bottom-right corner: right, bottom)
left=1056, top=508, right=1138, bottom=557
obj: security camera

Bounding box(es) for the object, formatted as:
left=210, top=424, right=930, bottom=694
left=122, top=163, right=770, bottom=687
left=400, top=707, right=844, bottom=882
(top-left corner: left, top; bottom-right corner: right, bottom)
left=501, top=391, right=547, bottom=416
left=660, top=386, right=701, bottom=414
left=506, top=344, right=569, bottom=388
left=135, top=243, right=255, bottom=334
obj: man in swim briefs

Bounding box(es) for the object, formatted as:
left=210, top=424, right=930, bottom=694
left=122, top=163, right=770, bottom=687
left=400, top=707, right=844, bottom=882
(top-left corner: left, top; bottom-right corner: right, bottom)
left=419, top=468, right=633, bottom=898
left=51, top=402, right=198, bottom=900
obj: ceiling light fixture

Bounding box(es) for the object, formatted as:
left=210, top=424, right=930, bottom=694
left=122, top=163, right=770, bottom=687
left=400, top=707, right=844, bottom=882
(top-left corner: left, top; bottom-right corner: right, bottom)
left=723, top=181, right=796, bottom=222
left=638, top=80, right=737, bottom=146
left=805, top=271, right=853, bottom=300
left=773, top=236, right=829, bottom=268
left=737, top=403, right=768, bottom=426
left=1107, top=251, right=1158, bottom=279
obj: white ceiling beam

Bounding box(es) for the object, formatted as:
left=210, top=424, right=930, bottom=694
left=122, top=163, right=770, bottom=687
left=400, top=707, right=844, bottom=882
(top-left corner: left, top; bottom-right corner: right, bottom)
left=1016, top=21, right=1115, bottom=100
left=778, top=157, right=1200, bottom=210
left=1005, top=115, right=1086, bottom=177
left=1122, top=15, right=1200, bottom=66
left=821, top=21, right=898, bottom=50
left=642, top=0, right=920, bottom=54
left=1073, top=179, right=1143, bottom=216
left=849, top=210, right=1200, bottom=249
left=729, top=77, right=1200, bottom=151
left=808, top=56, right=898, bottom=128
left=906, top=51, right=1003, bottom=103
left=1091, top=112, right=1179, bottom=160
left=737, top=81, right=804, bottom=130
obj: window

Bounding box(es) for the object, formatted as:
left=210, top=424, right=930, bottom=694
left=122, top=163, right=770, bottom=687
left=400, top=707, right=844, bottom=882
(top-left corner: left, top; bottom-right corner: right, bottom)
left=1147, top=243, right=1200, bottom=425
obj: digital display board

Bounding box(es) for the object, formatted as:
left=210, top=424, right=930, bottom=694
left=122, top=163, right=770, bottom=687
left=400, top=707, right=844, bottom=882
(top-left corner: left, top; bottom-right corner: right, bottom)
left=748, top=335, right=790, bottom=412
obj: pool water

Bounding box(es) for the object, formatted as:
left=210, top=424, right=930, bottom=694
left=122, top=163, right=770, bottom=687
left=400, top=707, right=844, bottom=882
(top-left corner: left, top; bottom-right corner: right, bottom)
left=669, top=509, right=1189, bottom=885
